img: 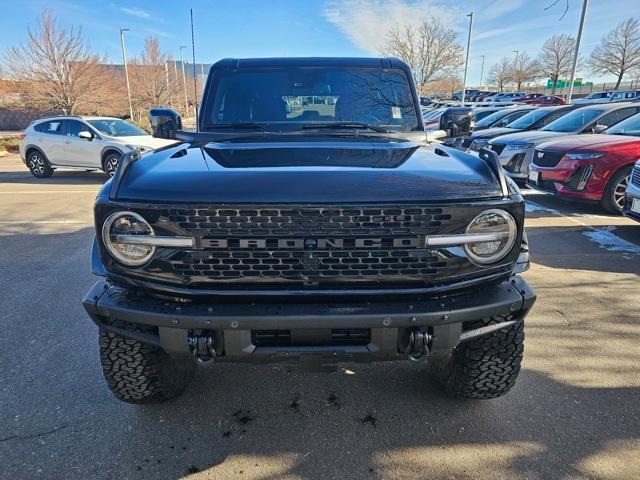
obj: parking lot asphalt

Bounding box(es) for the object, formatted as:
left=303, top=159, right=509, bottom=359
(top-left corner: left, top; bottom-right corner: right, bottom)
left=0, top=153, right=639, bottom=480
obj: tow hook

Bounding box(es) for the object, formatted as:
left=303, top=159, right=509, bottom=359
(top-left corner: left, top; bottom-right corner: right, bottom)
left=187, top=333, right=216, bottom=365
left=403, top=328, right=432, bottom=361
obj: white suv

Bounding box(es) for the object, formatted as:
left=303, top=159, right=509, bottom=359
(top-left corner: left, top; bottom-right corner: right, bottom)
left=19, top=116, right=175, bottom=178
left=571, top=91, right=613, bottom=104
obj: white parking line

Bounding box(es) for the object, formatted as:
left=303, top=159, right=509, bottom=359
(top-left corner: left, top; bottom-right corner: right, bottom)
left=0, top=190, right=97, bottom=194
left=0, top=220, right=86, bottom=224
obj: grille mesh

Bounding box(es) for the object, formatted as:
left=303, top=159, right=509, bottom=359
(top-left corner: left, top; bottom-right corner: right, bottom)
left=167, top=249, right=453, bottom=280
left=166, top=206, right=451, bottom=237
left=533, top=150, right=564, bottom=168
left=490, top=143, right=505, bottom=155
left=632, top=165, right=640, bottom=188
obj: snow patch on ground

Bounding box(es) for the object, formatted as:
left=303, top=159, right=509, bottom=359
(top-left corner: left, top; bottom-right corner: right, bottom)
left=525, top=201, right=556, bottom=213
left=582, top=227, right=640, bottom=254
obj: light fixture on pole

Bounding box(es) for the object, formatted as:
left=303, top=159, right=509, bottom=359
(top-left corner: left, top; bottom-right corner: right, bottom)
left=179, top=45, right=188, bottom=114
left=119, top=28, right=134, bottom=120
left=461, top=11, right=473, bottom=105
left=567, top=0, right=588, bottom=103
left=479, top=55, right=485, bottom=89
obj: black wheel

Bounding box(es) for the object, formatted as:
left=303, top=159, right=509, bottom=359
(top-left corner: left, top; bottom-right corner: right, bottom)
left=26, top=150, right=53, bottom=178
left=99, top=329, right=195, bottom=404
left=102, top=152, right=120, bottom=177
left=429, top=315, right=524, bottom=399
left=600, top=166, right=632, bottom=214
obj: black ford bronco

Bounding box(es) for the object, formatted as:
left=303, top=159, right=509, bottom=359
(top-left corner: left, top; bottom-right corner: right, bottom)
left=82, top=57, right=535, bottom=404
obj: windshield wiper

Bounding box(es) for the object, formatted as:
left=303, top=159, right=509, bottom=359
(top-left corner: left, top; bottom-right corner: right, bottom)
left=300, top=122, right=390, bottom=133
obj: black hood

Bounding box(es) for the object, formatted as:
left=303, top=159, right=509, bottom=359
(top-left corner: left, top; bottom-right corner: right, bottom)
left=114, top=140, right=503, bottom=203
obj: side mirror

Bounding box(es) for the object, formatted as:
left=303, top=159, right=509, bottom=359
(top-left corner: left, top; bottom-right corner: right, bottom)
left=78, top=130, right=93, bottom=141
left=148, top=108, right=182, bottom=139
left=593, top=124, right=607, bottom=134
left=439, top=107, right=473, bottom=138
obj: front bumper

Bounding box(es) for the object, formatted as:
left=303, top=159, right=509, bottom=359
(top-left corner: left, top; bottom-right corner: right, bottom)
left=82, top=277, right=536, bottom=363
left=527, top=160, right=603, bottom=201
left=622, top=181, right=640, bottom=222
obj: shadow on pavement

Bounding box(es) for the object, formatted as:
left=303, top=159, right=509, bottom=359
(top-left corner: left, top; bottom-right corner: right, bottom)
left=0, top=170, right=108, bottom=185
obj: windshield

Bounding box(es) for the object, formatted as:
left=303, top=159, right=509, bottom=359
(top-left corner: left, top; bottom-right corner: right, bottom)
left=474, top=109, right=498, bottom=121
left=204, top=67, right=420, bottom=132
left=475, top=109, right=513, bottom=128
left=88, top=119, right=146, bottom=137
left=507, top=107, right=555, bottom=129
left=542, top=108, right=603, bottom=132
left=604, top=112, right=640, bottom=136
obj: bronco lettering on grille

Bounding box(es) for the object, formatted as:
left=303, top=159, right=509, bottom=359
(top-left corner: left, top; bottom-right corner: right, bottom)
left=199, top=237, right=422, bottom=249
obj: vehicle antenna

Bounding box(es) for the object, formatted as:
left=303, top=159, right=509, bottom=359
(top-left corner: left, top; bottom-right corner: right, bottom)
left=190, top=8, right=199, bottom=131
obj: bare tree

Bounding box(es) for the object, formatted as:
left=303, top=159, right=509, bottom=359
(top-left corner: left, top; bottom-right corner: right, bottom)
left=421, top=75, right=462, bottom=97
left=588, top=18, right=640, bottom=89
left=2, top=11, right=109, bottom=114
left=487, top=57, right=513, bottom=92
left=380, top=17, right=463, bottom=91
left=538, top=34, right=575, bottom=94
left=129, top=37, right=174, bottom=119
left=511, top=52, right=541, bottom=91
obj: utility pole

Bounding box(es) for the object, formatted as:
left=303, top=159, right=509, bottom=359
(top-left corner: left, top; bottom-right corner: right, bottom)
left=461, top=12, right=473, bottom=105
left=119, top=28, right=134, bottom=120
left=179, top=45, right=188, bottom=114
left=513, top=50, right=519, bottom=92
left=479, top=55, right=485, bottom=89
left=567, top=0, right=588, bottom=103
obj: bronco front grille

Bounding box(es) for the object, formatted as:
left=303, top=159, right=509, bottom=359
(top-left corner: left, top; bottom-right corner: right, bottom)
left=104, top=203, right=520, bottom=288
left=162, top=206, right=460, bottom=283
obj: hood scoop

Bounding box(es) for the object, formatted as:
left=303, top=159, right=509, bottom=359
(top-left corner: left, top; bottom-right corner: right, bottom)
left=202, top=141, right=419, bottom=168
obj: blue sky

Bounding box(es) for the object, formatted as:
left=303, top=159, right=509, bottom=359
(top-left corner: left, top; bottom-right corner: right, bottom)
left=0, top=0, right=637, bottom=85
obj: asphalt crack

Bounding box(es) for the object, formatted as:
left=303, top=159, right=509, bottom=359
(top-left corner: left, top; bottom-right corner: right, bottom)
left=0, top=424, right=72, bottom=443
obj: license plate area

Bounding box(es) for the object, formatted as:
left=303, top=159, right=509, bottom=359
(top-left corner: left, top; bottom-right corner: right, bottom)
left=632, top=198, right=640, bottom=214
left=528, top=170, right=540, bottom=183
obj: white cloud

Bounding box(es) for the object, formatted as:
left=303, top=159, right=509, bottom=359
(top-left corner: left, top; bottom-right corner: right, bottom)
left=479, top=0, right=527, bottom=21
left=120, top=6, right=151, bottom=19
left=323, top=0, right=463, bottom=54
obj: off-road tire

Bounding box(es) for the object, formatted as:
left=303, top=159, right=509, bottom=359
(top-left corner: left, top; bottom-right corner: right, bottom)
left=26, top=150, right=53, bottom=178
left=600, top=166, right=632, bottom=214
left=99, top=329, right=195, bottom=404
left=429, top=315, right=524, bottom=399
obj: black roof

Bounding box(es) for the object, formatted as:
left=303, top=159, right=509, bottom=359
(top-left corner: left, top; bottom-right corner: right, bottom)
left=211, top=57, right=409, bottom=70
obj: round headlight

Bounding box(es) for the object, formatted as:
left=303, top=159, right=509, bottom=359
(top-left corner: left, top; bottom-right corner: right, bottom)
left=102, top=211, right=155, bottom=266
left=464, top=209, right=517, bottom=265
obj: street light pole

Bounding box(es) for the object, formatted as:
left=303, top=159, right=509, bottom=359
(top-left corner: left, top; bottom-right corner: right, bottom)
left=567, top=0, right=588, bottom=103
left=479, top=55, right=485, bottom=89
left=461, top=12, right=473, bottom=106
left=119, top=28, right=134, bottom=120
left=179, top=45, right=188, bottom=114
left=513, top=50, right=519, bottom=92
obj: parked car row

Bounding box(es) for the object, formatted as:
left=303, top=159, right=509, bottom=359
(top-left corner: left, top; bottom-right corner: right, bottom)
left=447, top=100, right=640, bottom=215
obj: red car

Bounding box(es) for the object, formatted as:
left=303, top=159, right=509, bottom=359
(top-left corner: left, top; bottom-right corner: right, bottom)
left=528, top=112, right=640, bottom=213
left=519, top=95, right=565, bottom=105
